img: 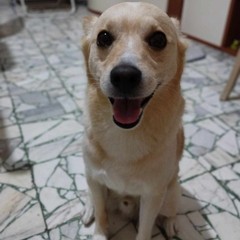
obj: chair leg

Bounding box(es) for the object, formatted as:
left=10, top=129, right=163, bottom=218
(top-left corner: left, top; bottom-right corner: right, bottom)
left=70, top=0, right=76, bottom=13
left=220, top=49, right=240, bottom=101
left=20, top=0, right=27, bottom=16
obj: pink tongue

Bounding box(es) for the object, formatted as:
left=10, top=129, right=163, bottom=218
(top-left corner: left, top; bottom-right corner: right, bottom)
left=113, top=98, right=142, bottom=124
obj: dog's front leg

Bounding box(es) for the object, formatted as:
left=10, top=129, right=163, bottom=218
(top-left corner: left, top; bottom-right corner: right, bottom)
left=137, top=192, right=166, bottom=240
left=87, top=177, right=108, bottom=240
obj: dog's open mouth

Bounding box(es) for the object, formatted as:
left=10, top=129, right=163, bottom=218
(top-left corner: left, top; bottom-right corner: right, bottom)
left=109, top=94, right=153, bottom=129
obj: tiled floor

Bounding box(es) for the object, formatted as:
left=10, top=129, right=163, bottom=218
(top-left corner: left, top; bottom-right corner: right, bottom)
left=0, top=2, right=240, bottom=240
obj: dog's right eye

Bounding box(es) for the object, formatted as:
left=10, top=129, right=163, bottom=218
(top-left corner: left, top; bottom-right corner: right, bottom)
left=97, top=31, right=114, bottom=48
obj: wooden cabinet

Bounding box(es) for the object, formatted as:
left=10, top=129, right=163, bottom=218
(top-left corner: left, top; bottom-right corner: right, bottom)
left=87, top=0, right=122, bottom=13
left=181, top=0, right=231, bottom=46
left=180, top=0, right=240, bottom=54
left=87, top=0, right=168, bottom=13
left=142, top=0, right=168, bottom=12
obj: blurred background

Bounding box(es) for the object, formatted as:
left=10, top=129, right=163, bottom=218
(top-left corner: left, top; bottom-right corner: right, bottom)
left=0, top=1, right=240, bottom=240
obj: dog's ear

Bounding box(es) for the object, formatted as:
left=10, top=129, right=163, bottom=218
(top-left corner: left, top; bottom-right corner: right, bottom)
left=170, top=18, right=188, bottom=80
left=81, top=15, right=98, bottom=74
left=171, top=18, right=188, bottom=52
left=170, top=18, right=181, bottom=33
left=83, top=15, right=98, bottom=36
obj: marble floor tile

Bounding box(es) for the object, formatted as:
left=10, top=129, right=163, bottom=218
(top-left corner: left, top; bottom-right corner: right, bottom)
left=208, top=212, right=240, bottom=240
left=0, top=3, right=240, bottom=240
left=182, top=173, right=237, bottom=215
left=0, top=186, right=45, bottom=240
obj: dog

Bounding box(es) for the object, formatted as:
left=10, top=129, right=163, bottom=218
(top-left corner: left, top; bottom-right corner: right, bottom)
left=81, top=2, right=187, bottom=240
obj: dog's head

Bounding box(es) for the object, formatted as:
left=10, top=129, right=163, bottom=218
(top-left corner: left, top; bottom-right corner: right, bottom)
left=82, top=2, right=187, bottom=129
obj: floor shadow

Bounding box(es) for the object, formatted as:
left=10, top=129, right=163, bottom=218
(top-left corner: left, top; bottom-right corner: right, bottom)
left=0, top=16, right=24, bottom=38
left=175, top=186, right=214, bottom=240
left=0, top=114, right=11, bottom=171
left=226, top=95, right=240, bottom=101
left=0, top=41, right=15, bottom=72
left=0, top=108, right=30, bottom=171
left=0, top=16, right=27, bottom=170
left=0, top=16, right=24, bottom=71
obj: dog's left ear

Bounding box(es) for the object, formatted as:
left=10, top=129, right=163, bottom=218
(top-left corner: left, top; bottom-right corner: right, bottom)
left=171, top=18, right=188, bottom=52
left=81, top=15, right=98, bottom=73
left=170, top=18, right=181, bottom=33
left=82, top=15, right=98, bottom=36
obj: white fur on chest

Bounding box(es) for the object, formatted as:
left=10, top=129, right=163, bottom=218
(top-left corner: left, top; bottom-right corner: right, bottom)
left=99, top=126, right=154, bottom=162
left=84, top=118, right=177, bottom=196
left=90, top=160, right=146, bottom=195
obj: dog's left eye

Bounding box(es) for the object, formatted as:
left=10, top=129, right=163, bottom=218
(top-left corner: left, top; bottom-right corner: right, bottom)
left=97, top=31, right=114, bottom=48
left=147, top=31, right=167, bottom=50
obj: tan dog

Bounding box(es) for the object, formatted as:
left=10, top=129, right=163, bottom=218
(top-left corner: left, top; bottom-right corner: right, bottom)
left=81, top=2, right=187, bottom=240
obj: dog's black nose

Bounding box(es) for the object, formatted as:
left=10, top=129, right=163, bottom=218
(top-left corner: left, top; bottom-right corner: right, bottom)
left=110, top=65, right=142, bottom=94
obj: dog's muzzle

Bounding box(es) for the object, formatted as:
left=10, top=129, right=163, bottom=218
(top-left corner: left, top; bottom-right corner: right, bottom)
left=109, top=64, right=157, bottom=129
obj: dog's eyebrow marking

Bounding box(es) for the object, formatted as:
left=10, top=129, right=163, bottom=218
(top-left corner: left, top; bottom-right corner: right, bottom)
left=127, top=37, right=135, bottom=50
left=112, top=36, right=139, bottom=66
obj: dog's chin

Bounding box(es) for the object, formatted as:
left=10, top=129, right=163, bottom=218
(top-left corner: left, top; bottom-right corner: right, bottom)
left=109, top=94, right=153, bottom=129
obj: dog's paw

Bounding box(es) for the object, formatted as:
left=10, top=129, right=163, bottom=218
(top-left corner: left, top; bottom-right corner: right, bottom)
left=92, top=234, right=107, bottom=240
left=80, top=202, right=94, bottom=226
left=163, top=216, right=178, bottom=239
left=156, top=216, right=178, bottom=239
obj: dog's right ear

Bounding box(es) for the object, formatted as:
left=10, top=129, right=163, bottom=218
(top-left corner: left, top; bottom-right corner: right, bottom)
left=83, top=15, right=98, bottom=36
left=81, top=15, right=98, bottom=78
